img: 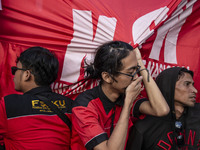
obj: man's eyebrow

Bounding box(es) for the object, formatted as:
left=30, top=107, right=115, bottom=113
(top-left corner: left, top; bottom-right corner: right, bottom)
left=184, top=80, right=194, bottom=84
left=127, top=66, right=138, bottom=70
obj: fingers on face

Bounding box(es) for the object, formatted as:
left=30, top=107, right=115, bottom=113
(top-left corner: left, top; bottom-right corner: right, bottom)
left=132, top=76, right=143, bottom=88
left=134, top=77, right=144, bottom=95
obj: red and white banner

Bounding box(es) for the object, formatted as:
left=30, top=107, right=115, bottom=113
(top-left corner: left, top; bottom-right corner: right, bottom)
left=0, top=0, right=200, bottom=101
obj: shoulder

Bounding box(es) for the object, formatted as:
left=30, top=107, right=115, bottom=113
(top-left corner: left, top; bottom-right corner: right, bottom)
left=4, top=94, right=23, bottom=100
left=73, top=86, right=99, bottom=108
left=3, top=94, right=32, bottom=118
left=4, top=94, right=28, bottom=106
left=186, top=103, right=200, bottom=124
left=44, top=92, right=73, bottom=113
left=134, top=115, right=166, bottom=134
left=51, top=92, right=73, bottom=103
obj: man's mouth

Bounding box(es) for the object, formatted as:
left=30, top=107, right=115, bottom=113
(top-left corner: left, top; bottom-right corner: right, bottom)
left=190, top=95, right=196, bottom=102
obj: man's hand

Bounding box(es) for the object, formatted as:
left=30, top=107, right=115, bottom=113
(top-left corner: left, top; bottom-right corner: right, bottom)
left=134, top=47, right=142, bottom=61
left=125, top=76, right=143, bottom=107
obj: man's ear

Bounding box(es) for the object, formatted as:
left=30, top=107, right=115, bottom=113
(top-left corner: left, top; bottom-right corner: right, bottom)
left=101, top=72, right=113, bottom=84
left=23, top=70, right=32, bottom=81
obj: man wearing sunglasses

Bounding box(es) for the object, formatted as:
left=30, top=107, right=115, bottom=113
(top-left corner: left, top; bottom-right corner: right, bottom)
left=0, top=47, right=72, bottom=150
left=127, top=67, right=199, bottom=150
left=71, top=41, right=169, bottom=150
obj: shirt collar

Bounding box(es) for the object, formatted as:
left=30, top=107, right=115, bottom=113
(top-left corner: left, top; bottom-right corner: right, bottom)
left=24, top=86, right=52, bottom=95
left=98, top=85, right=124, bottom=114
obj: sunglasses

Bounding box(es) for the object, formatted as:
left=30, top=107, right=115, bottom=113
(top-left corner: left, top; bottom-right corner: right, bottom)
left=11, top=66, right=28, bottom=75
left=117, top=65, right=141, bottom=81
left=175, top=121, right=184, bottom=147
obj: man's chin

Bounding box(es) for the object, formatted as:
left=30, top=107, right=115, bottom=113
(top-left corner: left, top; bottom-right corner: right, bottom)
left=15, top=88, right=22, bottom=92
left=187, top=102, right=196, bottom=107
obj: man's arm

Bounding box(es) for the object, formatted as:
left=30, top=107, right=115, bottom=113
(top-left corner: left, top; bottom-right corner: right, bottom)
left=94, top=77, right=143, bottom=150
left=135, top=48, right=169, bottom=117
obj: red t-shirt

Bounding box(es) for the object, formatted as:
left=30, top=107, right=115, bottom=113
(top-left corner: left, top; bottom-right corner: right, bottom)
left=0, top=87, right=72, bottom=150
left=71, top=85, right=146, bottom=150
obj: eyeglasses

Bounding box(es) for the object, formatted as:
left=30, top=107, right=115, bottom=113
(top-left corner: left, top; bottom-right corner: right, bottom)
left=175, top=121, right=184, bottom=147
left=11, top=66, right=28, bottom=75
left=117, top=65, right=141, bottom=81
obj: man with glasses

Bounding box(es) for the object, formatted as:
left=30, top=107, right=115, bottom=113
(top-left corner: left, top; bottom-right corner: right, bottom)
left=71, top=41, right=169, bottom=150
left=126, top=67, right=199, bottom=149
left=0, top=46, right=72, bottom=150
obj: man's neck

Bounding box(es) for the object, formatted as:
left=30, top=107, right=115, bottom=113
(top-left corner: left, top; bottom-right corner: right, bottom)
left=22, top=83, right=39, bottom=93
left=101, top=84, right=120, bottom=103
left=174, top=103, right=185, bottom=120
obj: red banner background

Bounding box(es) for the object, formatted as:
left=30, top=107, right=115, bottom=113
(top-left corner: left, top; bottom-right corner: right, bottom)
left=0, top=0, right=199, bottom=101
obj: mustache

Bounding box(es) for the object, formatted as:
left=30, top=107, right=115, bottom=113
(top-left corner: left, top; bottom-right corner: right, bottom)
left=189, top=94, right=196, bottom=98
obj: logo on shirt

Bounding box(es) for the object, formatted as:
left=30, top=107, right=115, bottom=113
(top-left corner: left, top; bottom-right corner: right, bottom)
left=32, top=99, right=66, bottom=112
left=157, top=130, right=200, bottom=149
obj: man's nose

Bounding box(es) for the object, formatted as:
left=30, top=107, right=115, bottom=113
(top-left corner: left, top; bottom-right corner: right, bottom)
left=192, top=86, right=198, bottom=94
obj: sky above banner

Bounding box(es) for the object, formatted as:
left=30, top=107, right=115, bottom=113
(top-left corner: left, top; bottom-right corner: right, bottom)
left=0, top=0, right=199, bottom=101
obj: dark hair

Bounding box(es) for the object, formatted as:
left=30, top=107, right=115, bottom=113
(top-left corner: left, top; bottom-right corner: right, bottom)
left=17, top=46, right=59, bottom=86
left=85, top=41, right=133, bottom=80
left=177, top=67, right=193, bottom=81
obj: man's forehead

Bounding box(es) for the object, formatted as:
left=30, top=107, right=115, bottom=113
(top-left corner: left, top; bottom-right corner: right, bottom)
left=177, top=72, right=194, bottom=83
left=122, top=65, right=138, bottom=71
left=120, top=51, right=137, bottom=70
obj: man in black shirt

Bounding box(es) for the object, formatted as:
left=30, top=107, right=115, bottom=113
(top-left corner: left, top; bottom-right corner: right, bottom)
left=126, top=67, right=199, bottom=150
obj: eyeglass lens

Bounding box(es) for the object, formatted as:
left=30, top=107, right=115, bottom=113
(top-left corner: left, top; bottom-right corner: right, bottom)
left=11, top=67, right=18, bottom=75
left=11, top=67, right=27, bottom=75
left=132, top=66, right=141, bottom=80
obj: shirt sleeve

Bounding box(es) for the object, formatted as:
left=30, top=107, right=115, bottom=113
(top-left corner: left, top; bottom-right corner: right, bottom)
left=72, top=104, right=108, bottom=150
left=131, top=98, right=148, bottom=122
